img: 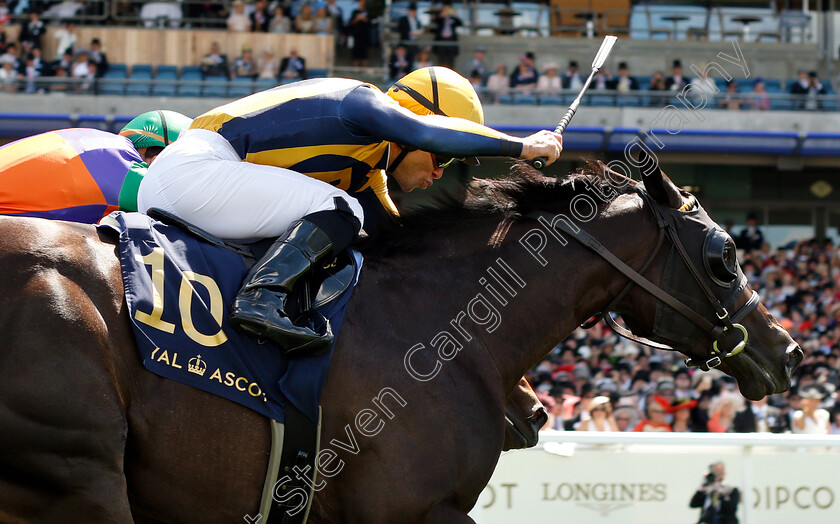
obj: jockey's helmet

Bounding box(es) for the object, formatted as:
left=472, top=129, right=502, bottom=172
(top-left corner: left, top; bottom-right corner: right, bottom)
left=119, top=110, right=193, bottom=150
left=387, top=67, right=484, bottom=126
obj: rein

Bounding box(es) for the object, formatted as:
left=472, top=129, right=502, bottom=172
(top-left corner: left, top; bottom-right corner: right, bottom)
left=528, top=188, right=760, bottom=371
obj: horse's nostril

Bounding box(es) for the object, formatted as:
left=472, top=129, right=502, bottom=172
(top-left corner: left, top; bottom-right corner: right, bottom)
left=786, top=346, right=803, bottom=375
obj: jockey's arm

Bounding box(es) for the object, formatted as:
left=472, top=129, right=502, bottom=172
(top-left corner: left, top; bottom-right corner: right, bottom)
left=343, top=87, right=563, bottom=165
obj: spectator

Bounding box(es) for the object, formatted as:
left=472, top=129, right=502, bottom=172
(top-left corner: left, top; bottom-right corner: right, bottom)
left=88, top=38, right=108, bottom=77
left=388, top=44, right=412, bottom=81
left=707, top=391, right=742, bottom=433
left=278, top=47, right=306, bottom=81
left=747, top=79, right=769, bottom=111
left=0, top=54, right=17, bottom=92
left=51, top=64, right=69, bottom=92
left=793, top=383, right=831, bottom=434
left=484, top=62, right=508, bottom=99
left=70, top=50, right=90, bottom=90
left=295, top=3, right=315, bottom=34
left=664, top=59, right=689, bottom=92
left=593, top=68, right=611, bottom=90
left=54, top=21, right=77, bottom=57
left=562, top=60, right=583, bottom=90
left=21, top=52, right=40, bottom=93
left=509, top=52, right=537, bottom=90
left=432, top=1, right=462, bottom=69
left=19, top=11, right=44, bottom=50
left=227, top=0, right=251, bottom=32
left=719, top=80, right=743, bottom=111
left=575, top=395, right=619, bottom=431
left=613, top=405, right=640, bottom=431
left=0, top=19, right=7, bottom=54
left=256, top=46, right=278, bottom=80
left=689, top=462, right=740, bottom=524
left=0, top=41, right=17, bottom=70
left=688, top=64, right=717, bottom=105
left=633, top=395, right=672, bottom=431
left=200, top=41, right=229, bottom=79
left=736, top=213, right=764, bottom=253
left=734, top=397, right=784, bottom=433
left=608, top=62, right=639, bottom=92
left=347, top=0, right=372, bottom=67
left=269, top=6, right=292, bottom=34
left=232, top=45, right=256, bottom=79
left=397, top=3, right=423, bottom=52
left=52, top=49, right=73, bottom=75
left=536, top=62, right=561, bottom=92
left=313, top=6, right=333, bottom=35
left=324, top=0, right=345, bottom=39
left=412, top=46, right=434, bottom=70
left=669, top=399, right=696, bottom=432
left=251, top=0, right=271, bottom=32
left=796, top=71, right=827, bottom=111
left=467, top=45, right=487, bottom=84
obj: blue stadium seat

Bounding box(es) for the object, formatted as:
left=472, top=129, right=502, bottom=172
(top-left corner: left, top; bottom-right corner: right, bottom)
left=308, top=68, right=328, bottom=78
left=126, top=68, right=152, bottom=96
left=131, top=64, right=153, bottom=76
left=156, top=64, right=178, bottom=77
left=178, top=71, right=203, bottom=97
left=202, top=76, right=228, bottom=97
left=255, top=78, right=278, bottom=92
left=152, top=71, right=178, bottom=97
left=100, top=67, right=127, bottom=95
left=182, top=65, right=202, bottom=76
left=229, top=76, right=255, bottom=97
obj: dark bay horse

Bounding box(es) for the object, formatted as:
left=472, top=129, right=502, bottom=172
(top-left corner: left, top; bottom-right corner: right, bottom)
left=0, top=157, right=801, bottom=523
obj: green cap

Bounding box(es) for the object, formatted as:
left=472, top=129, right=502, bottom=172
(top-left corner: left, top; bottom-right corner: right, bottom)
left=119, top=110, right=193, bottom=149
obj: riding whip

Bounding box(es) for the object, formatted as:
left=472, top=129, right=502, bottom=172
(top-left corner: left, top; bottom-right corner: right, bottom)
left=531, top=35, right=618, bottom=170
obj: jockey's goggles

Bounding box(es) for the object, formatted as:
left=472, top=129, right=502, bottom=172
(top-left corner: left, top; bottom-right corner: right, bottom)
left=434, top=154, right=459, bottom=169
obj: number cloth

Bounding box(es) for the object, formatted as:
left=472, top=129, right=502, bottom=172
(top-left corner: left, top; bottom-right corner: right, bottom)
left=99, top=211, right=361, bottom=423
left=0, top=128, right=146, bottom=223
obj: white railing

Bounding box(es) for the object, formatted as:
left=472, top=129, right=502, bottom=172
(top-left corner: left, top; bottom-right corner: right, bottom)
left=470, top=431, right=840, bottom=524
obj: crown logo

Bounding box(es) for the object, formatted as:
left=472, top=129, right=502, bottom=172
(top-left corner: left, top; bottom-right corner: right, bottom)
left=188, top=355, right=207, bottom=376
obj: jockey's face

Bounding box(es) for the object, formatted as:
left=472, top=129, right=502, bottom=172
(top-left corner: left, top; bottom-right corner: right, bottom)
left=137, top=146, right=165, bottom=165
left=389, top=148, right=445, bottom=192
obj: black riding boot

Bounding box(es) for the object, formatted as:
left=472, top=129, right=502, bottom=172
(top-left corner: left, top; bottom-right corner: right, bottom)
left=230, top=219, right=337, bottom=356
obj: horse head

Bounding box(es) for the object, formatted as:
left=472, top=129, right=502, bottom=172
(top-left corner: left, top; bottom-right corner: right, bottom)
left=609, top=149, right=802, bottom=400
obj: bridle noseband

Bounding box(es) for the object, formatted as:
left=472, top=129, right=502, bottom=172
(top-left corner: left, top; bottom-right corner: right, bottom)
left=529, top=186, right=760, bottom=371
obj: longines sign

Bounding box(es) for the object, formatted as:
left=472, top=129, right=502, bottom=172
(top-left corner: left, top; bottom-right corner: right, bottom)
left=469, top=441, right=839, bottom=524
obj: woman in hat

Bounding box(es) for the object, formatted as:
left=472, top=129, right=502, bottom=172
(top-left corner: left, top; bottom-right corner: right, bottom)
left=536, top=62, right=561, bottom=92
left=793, top=384, right=831, bottom=434
left=576, top=396, right=619, bottom=431
left=634, top=395, right=673, bottom=432
left=670, top=399, right=698, bottom=432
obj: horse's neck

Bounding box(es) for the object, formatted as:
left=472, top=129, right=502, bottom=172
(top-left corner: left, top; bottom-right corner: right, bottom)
left=359, top=198, right=656, bottom=394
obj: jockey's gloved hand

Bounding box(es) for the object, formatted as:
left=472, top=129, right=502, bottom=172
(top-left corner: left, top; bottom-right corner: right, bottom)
left=520, top=130, right=563, bottom=166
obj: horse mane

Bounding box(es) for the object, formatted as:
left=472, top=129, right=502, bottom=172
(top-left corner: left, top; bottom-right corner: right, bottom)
left=358, top=159, right=628, bottom=258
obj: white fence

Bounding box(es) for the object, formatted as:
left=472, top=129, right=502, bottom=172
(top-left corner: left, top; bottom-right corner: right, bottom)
left=470, top=432, right=840, bottom=524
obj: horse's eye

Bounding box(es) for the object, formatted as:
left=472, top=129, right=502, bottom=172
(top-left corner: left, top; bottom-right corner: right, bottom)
left=704, top=229, right=738, bottom=286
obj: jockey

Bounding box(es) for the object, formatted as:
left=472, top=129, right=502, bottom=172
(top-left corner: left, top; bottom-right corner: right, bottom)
left=0, top=110, right=192, bottom=223
left=137, top=67, right=563, bottom=355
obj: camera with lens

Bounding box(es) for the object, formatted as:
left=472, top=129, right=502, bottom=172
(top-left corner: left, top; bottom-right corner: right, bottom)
left=704, top=472, right=717, bottom=485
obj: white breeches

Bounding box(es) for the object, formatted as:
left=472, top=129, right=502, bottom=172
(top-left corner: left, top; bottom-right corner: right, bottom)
left=137, top=129, right=364, bottom=239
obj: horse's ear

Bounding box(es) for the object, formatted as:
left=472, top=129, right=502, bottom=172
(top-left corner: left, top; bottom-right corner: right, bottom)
left=637, top=149, right=683, bottom=209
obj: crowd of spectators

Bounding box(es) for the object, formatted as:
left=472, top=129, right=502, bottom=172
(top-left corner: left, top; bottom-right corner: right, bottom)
left=0, top=13, right=107, bottom=93
left=528, top=219, right=840, bottom=436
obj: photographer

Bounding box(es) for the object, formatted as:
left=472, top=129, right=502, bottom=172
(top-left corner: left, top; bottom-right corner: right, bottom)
left=689, top=462, right=740, bottom=524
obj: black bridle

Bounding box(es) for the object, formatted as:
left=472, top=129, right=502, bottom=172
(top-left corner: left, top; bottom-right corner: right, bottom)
left=529, top=186, right=760, bottom=371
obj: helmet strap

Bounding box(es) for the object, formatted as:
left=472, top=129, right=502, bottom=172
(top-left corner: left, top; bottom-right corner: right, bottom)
left=386, top=143, right=415, bottom=175
left=393, top=68, right=445, bottom=116
left=156, top=109, right=170, bottom=146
